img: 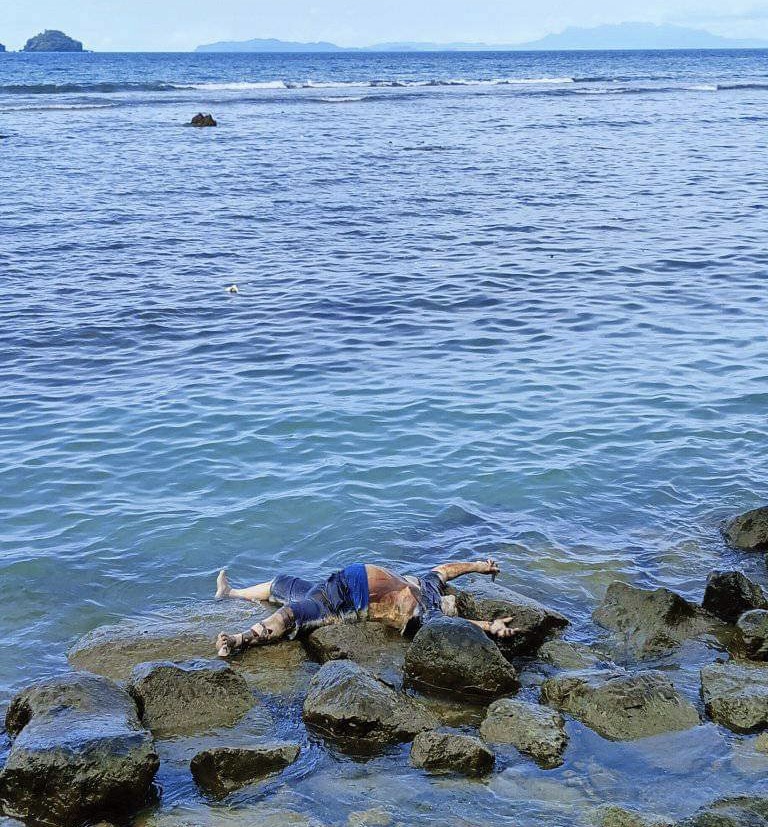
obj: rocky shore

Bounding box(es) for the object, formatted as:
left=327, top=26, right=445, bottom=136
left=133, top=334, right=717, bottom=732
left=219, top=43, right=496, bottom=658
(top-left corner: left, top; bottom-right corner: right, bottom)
left=2, top=506, right=768, bottom=826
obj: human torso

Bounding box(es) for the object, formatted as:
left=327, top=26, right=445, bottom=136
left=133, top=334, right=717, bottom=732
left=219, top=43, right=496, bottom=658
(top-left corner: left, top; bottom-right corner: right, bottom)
left=364, top=565, right=421, bottom=632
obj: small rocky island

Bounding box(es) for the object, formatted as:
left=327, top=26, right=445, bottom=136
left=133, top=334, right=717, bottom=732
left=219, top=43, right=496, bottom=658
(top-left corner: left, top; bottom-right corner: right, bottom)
left=0, top=44, right=6, bottom=53
left=23, top=30, right=84, bottom=52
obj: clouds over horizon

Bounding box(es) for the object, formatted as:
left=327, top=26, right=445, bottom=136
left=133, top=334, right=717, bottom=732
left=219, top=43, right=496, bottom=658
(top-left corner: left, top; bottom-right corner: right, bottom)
left=1, top=0, right=767, bottom=51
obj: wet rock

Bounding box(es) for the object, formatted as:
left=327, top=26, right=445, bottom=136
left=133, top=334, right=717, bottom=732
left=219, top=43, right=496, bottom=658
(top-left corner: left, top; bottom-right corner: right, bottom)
left=190, top=743, right=300, bottom=796
left=701, top=660, right=768, bottom=733
left=347, top=808, right=393, bottom=827
left=0, top=672, right=158, bottom=825
left=454, top=580, right=568, bottom=654
left=23, top=30, right=84, bottom=52
left=302, top=660, right=437, bottom=744
left=480, top=698, right=568, bottom=769
left=677, top=796, right=768, bottom=826
left=702, top=571, right=767, bottom=623
left=404, top=616, right=519, bottom=699
left=410, top=730, right=495, bottom=776
left=538, top=639, right=605, bottom=670
left=594, top=805, right=672, bottom=827
left=541, top=670, right=699, bottom=741
left=594, top=581, right=722, bottom=657
left=304, top=622, right=408, bottom=686
left=737, top=610, right=768, bottom=660
left=724, top=506, right=768, bottom=552
left=191, top=113, right=217, bottom=127
left=129, top=660, right=255, bottom=737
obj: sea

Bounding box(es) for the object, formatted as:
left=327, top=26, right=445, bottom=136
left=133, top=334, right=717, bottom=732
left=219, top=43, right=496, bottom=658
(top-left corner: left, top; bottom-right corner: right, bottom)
left=1, top=49, right=768, bottom=826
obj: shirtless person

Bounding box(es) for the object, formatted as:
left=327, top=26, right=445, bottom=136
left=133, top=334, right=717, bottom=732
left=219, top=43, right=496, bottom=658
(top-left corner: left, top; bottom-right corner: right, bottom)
left=214, top=559, right=520, bottom=656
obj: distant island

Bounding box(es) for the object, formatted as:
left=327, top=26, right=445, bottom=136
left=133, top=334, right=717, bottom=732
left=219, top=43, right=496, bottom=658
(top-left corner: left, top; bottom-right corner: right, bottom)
left=23, top=30, right=84, bottom=52
left=197, top=23, right=768, bottom=53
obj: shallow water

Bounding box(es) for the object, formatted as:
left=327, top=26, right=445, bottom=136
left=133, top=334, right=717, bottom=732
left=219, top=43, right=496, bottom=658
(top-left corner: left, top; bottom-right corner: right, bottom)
left=2, top=49, right=768, bottom=825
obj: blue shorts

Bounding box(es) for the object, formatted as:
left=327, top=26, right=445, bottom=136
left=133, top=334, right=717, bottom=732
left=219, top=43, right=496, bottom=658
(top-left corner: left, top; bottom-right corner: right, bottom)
left=270, top=563, right=369, bottom=633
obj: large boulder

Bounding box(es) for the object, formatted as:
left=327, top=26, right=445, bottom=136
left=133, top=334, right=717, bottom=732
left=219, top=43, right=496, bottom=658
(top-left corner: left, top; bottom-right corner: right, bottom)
left=454, top=580, right=568, bottom=654
left=23, top=30, right=84, bottom=52
left=190, top=113, right=217, bottom=127
left=700, top=660, right=768, bottom=733
left=702, top=571, right=767, bottom=623
left=737, top=610, right=768, bottom=660
left=304, top=622, right=408, bottom=686
left=0, top=672, right=158, bottom=825
left=302, top=660, right=437, bottom=744
left=190, top=743, right=300, bottom=796
left=677, top=796, right=768, bottom=826
left=480, top=698, right=568, bottom=769
left=724, top=506, right=768, bottom=552
left=594, top=581, right=722, bottom=657
left=128, top=660, right=255, bottom=737
left=409, top=730, right=494, bottom=776
left=541, top=670, right=699, bottom=741
left=404, top=617, right=519, bottom=699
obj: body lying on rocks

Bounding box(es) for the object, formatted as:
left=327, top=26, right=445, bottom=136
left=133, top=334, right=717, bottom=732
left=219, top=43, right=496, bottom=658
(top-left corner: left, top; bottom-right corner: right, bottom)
left=215, top=559, right=522, bottom=655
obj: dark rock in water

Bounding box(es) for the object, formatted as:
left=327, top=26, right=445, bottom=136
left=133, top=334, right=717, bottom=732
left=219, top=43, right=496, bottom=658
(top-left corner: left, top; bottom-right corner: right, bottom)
left=724, top=506, right=768, bottom=552
left=594, top=581, right=722, bottom=657
left=23, top=30, right=84, bottom=52
left=541, top=670, right=699, bottom=741
left=0, top=44, right=6, bottom=53
left=737, top=610, right=768, bottom=660
left=702, top=570, right=767, bottom=623
left=410, top=730, right=495, bottom=776
left=128, top=660, right=255, bottom=737
left=404, top=616, right=519, bottom=699
left=190, top=743, right=300, bottom=796
left=305, top=622, right=408, bottom=686
left=480, top=698, right=568, bottom=769
left=677, top=796, right=768, bottom=826
left=595, top=805, right=672, bottom=827
left=454, top=579, right=568, bottom=655
left=700, top=660, right=768, bottom=733
left=302, top=659, right=437, bottom=744
left=191, top=113, right=217, bottom=127
left=0, top=672, right=158, bottom=825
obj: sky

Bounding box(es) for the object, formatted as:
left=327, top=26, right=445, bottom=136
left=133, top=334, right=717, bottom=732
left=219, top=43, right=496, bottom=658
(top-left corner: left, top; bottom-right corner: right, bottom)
left=1, top=0, right=768, bottom=51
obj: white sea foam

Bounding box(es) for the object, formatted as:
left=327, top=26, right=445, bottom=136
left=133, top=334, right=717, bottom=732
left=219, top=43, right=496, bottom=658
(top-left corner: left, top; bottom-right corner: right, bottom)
left=687, top=84, right=718, bottom=92
left=187, top=81, right=289, bottom=90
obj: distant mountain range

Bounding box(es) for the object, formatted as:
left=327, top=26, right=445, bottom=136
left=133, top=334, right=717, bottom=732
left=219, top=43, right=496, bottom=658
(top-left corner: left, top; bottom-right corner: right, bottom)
left=196, top=23, right=768, bottom=53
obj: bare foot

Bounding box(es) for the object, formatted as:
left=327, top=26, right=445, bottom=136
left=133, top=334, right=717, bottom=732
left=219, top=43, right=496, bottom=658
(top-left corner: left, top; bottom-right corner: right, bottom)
left=215, top=569, right=231, bottom=600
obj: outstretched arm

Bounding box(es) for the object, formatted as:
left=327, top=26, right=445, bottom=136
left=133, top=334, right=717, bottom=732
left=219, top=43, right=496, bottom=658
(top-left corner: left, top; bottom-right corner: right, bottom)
left=432, top=558, right=500, bottom=583
left=468, top=617, right=521, bottom=640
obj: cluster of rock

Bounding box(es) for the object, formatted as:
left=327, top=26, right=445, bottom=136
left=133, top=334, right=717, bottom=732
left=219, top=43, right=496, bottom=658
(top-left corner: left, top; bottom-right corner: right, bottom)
left=1, top=505, right=767, bottom=826
left=22, top=30, right=84, bottom=52
left=190, top=113, right=217, bottom=127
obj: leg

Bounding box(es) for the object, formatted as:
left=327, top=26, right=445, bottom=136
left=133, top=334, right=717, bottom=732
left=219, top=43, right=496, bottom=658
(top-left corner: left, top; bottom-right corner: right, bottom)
left=216, top=570, right=274, bottom=602
left=216, top=607, right=294, bottom=657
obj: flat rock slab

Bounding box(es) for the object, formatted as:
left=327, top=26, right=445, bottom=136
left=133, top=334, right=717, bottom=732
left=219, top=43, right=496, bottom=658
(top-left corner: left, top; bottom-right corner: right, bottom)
left=537, top=639, right=606, bottom=671
left=480, top=698, right=568, bottom=769
left=191, top=743, right=300, bottom=796
left=129, top=660, right=255, bottom=737
left=594, top=581, right=723, bottom=657
left=304, top=623, right=408, bottom=687
left=701, top=660, right=768, bottom=733
left=404, top=616, right=519, bottom=699
left=595, top=806, right=672, bottom=827
left=410, top=730, right=495, bottom=776
left=541, top=670, right=700, bottom=741
left=0, top=672, right=158, bottom=826
left=302, top=660, right=437, bottom=746
left=678, top=796, right=768, bottom=826
left=454, top=580, right=568, bottom=655
left=724, top=506, right=768, bottom=552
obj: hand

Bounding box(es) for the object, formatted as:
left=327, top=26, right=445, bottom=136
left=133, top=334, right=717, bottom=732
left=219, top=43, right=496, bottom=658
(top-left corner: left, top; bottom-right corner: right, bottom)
left=477, top=558, right=500, bottom=577
left=489, top=618, right=521, bottom=639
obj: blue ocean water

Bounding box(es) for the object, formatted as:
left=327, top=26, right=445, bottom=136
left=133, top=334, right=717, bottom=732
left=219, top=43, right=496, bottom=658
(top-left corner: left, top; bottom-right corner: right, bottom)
left=2, top=50, right=768, bottom=825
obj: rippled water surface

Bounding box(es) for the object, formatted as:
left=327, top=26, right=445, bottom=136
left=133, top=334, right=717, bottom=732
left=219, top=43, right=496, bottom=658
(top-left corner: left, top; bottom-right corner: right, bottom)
left=2, top=50, right=768, bottom=825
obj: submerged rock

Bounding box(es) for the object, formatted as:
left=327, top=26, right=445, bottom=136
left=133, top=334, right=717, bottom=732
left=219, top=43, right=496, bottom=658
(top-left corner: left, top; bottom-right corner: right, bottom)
left=404, top=616, right=519, bottom=699
left=480, top=698, right=568, bottom=769
left=702, top=570, right=767, bottom=623
left=594, top=805, right=672, bottom=827
left=23, top=30, right=84, bottom=52
left=191, top=113, right=217, bottom=127
left=410, top=730, right=495, bottom=776
left=594, top=581, right=721, bottom=657
left=677, top=796, right=768, bottom=826
left=190, top=743, right=300, bottom=796
left=302, top=660, right=437, bottom=744
left=454, top=580, right=568, bottom=654
left=129, top=660, right=255, bottom=737
left=541, top=670, right=699, bottom=741
left=724, top=506, right=768, bottom=552
left=0, top=672, right=158, bottom=825
left=738, top=610, right=768, bottom=660
left=701, top=660, right=768, bottom=733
